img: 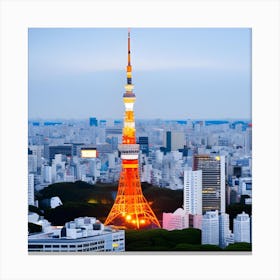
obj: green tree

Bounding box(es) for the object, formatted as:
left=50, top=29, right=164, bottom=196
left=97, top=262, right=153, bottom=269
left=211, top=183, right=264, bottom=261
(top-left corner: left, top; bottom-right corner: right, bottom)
left=28, top=205, right=43, bottom=216
left=28, top=222, right=42, bottom=233
left=224, top=242, right=252, bottom=251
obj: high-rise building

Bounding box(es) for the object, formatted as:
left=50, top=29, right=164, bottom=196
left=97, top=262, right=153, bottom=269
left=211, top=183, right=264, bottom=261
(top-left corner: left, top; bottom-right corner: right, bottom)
left=43, top=165, right=52, bottom=183
left=183, top=169, right=202, bottom=215
left=89, top=117, right=98, bottom=127
left=104, top=30, right=160, bottom=229
left=51, top=154, right=66, bottom=183
left=43, top=138, right=49, bottom=161
left=193, top=154, right=226, bottom=214
left=233, top=212, right=251, bottom=243
left=28, top=173, right=35, bottom=206
left=202, top=210, right=219, bottom=245
left=28, top=153, right=37, bottom=173
left=219, top=213, right=232, bottom=248
left=164, top=131, right=185, bottom=152
left=29, top=145, right=44, bottom=169
left=138, top=136, right=149, bottom=156
left=245, top=124, right=252, bottom=153
left=49, top=145, right=72, bottom=163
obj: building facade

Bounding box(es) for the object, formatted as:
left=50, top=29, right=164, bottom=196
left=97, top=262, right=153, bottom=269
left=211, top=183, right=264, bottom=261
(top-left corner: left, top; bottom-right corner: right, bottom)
left=193, top=155, right=225, bottom=214
left=201, top=210, right=219, bottom=245
left=184, top=169, right=202, bottom=215
left=162, top=208, right=189, bottom=231
left=233, top=211, right=251, bottom=243
left=219, top=213, right=233, bottom=248
left=28, top=173, right=35, bottom=206
left=164, top=131, right=185, bottom=152
left=28, top=217, right=125, bottom=252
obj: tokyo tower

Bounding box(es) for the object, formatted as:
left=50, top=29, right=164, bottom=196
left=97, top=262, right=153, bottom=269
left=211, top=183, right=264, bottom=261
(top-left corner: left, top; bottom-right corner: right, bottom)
left=104, top=30, right=160, bottom=229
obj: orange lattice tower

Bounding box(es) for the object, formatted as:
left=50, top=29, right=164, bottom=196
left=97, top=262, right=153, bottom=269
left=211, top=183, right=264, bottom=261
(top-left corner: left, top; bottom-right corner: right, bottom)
left=104, top=29, right=160, bottom=229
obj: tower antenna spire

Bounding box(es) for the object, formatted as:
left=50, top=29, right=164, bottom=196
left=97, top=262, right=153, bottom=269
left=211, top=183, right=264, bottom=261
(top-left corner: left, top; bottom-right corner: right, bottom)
left=127, top=28, right=132, bottom=85
left=104, top=29, right=160, bottom=229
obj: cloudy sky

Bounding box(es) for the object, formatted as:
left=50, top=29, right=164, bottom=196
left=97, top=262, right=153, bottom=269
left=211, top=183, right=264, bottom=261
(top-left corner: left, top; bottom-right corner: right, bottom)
left=28, top=28, right=251, bottom=120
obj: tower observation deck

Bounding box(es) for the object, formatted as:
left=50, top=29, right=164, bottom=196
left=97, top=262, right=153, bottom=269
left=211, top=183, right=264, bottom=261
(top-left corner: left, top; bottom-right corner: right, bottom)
left=104, top=30, right=160, bottom=229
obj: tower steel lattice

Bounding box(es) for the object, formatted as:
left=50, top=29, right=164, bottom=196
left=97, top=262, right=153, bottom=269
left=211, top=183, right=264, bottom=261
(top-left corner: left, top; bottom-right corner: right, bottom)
left=104, top=30, right=160, bottom=229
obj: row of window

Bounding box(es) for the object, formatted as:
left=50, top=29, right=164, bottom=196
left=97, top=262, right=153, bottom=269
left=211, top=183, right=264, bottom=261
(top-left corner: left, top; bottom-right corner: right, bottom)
left=29, top=240, right=105, bottom=249
left=29, top=245, right=106, bottom=252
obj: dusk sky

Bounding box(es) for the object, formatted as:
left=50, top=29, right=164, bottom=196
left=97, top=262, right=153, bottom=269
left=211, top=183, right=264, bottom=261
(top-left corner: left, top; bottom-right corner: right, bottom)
left=28, top=28, right=251, bottom=120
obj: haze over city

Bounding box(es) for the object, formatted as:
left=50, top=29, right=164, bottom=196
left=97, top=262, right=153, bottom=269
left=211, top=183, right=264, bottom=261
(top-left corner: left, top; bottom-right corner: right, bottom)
left=28, top=28, right=251, bottom=120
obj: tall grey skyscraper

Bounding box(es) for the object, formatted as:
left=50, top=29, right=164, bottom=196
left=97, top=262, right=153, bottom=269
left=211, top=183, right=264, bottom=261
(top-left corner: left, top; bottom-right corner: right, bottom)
left=193, top=155, right=226, bottom=213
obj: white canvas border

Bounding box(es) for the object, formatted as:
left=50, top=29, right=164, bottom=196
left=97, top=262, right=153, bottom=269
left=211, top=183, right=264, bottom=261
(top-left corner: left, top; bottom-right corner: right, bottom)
left=0, top=0, right=279, bottom=280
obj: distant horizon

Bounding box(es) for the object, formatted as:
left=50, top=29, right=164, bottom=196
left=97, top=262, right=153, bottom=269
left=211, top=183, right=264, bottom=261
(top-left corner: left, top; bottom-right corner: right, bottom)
left=28, top=117, right=252, bottom=122
left=29, top=28, right=251, bottom=120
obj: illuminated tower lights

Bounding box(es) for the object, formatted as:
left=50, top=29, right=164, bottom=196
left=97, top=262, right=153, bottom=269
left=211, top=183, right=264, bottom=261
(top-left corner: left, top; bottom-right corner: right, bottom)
left=104, top=29, right=160, bottom=229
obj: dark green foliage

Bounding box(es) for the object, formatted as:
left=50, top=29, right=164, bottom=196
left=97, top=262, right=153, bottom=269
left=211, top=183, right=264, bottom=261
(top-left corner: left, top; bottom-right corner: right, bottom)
left=38, top=181, right=183, bottom=225
left=240, top=195, right=251, bottom=205
left=28, top=222, right=42, bottom=233
left=199, top=244, right=222, bottom=251
left=174, top=244, right=222, bottom=251
left=28, top=205, right=44, bottom=216
left=39, top=181, right=117, bottom=204
left=174, top=243, right=200, bottom=251
left=125, top=228, right=201, bottom=251
left=34, top=189, right=43, bottom=200
left=125, top=229, right=250, bottom=251
left=32, top=181, right=252, bottom=252
left=142, top=183, right=183, bottom=219
left=224, top=242, right=252, bottom=251
left=44, top=202, right=111, bottom=225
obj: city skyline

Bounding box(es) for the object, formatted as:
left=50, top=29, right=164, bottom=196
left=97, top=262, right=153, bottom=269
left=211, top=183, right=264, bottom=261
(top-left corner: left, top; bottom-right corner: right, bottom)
left=28, top=28, right=251, bottom=120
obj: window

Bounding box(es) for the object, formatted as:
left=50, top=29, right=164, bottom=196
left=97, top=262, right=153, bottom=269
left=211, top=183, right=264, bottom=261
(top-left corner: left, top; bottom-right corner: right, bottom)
left=29, top=244, right=43, bottom=249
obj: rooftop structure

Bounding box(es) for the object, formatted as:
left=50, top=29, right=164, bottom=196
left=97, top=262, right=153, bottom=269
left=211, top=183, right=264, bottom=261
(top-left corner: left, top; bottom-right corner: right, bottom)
left=28, top=217, right=125, bottom=252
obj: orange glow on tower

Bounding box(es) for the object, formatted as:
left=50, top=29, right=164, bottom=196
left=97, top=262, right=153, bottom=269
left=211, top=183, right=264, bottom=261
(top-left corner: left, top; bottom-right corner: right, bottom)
left=104, top=29, right=160, bottom=229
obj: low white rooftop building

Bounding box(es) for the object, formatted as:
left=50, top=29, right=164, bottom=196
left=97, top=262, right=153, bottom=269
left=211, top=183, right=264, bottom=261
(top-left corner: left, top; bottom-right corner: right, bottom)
left=28, top=216, right=125, bottom=253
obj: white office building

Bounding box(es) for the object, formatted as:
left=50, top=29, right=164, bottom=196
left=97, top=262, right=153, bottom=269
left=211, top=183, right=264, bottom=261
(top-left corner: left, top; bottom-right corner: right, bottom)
left=219, top=213, right=233, bottom=248
left=202, top=210, right=219, bottom=245
left=233, top=212, right=251, bottom=243
left=184, top=169, right=202, bottom=215
left=28, top=173, right=35, bottom=206
left=28, top=217, right=125, bottom=252
left=43, top=165, right=52, bottom=183
left=51, top=154, right=66, bottom=183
